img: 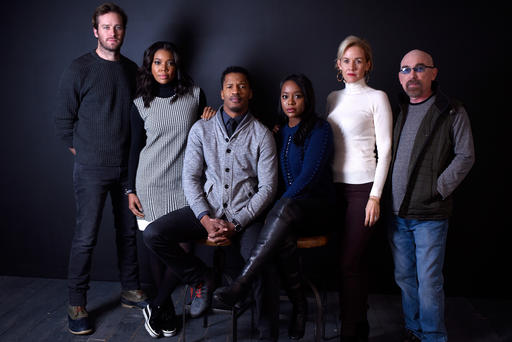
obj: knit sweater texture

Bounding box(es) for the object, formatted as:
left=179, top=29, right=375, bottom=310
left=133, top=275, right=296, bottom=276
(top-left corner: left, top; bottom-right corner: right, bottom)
left=54, top=50, right=137, bottom=166
left=391, top=96, right=435, bottom=213
left=278, top=119, right=334, bottom=199
left=183, top=109, right=277, bottom=227
left=326, top=78, right=392, bottom=198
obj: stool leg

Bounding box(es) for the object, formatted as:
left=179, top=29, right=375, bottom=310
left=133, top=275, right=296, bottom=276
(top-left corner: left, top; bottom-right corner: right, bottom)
left=251, top=304, right=254, bottom=339
left=201, top=247, right=224, bottom=333
left=181, top=284, right=189, bottom=342
left=232, top=307, right=238, bottom=342
left=304, top=277, right=323, bottom=342
left=203, top=308, right=208, bottom=328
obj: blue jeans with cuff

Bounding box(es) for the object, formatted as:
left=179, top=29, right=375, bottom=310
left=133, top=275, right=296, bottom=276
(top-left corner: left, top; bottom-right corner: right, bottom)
left=388, top=215, right=448, bottom=342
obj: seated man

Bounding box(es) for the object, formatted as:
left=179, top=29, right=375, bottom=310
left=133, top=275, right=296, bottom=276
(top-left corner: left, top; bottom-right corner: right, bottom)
left=142, top=66, right=279, bottom=340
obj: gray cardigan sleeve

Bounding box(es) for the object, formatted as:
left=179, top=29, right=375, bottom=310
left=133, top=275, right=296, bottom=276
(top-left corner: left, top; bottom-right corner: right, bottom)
left=182, top=124, right=210, bottom=217
left=233, top=130, right=278, bottom=227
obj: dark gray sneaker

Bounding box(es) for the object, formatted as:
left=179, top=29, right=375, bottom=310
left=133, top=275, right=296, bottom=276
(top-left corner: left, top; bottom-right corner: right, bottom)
left=67, top=305, right=92, bottom=335
left=121, top=289, right=149, bottom=309
left=190, top=274, right=213, bottom=317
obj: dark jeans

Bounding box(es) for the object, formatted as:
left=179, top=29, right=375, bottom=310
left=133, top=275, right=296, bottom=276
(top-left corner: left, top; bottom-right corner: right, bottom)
left=335, top=182, right=374, bottom=336
left=143, top=206, right=278, bottom=337
left=68, top=162, right=140, bottom=306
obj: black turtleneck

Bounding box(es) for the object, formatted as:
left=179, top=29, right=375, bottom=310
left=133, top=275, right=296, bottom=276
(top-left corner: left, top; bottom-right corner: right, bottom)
left=127, top=85, right=206, bottom=191
left=155, top=81, right=177, bottom=98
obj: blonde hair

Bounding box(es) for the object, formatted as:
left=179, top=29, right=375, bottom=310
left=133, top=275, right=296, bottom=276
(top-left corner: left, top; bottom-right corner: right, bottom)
left=334, top=35, right=373, bottom=74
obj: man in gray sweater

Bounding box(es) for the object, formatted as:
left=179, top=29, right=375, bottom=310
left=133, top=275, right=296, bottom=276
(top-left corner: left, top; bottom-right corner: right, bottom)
left=143, top=66, right=279, bottom=340
left=388, top=50, right=475, bottom=342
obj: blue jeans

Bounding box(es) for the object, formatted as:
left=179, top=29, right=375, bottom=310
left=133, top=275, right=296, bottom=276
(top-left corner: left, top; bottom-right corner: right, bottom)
left=388, top=216, right=448, bottom=342
left=68, top=162, right=140, bottom=306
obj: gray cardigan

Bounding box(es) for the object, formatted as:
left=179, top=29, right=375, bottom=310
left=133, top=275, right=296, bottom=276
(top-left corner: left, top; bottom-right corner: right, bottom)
left=183, top=108, right=277, bottom=227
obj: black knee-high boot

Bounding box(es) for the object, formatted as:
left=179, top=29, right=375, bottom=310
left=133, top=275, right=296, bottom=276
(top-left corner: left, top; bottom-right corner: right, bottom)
left=279, top=236, right=307, bottom=340
left=213, top=198, right=299, bottom=307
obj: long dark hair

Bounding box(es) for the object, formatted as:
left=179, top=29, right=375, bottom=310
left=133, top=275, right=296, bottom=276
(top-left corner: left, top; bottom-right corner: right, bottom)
left=136, top=41, right=194, bottom=107
left=278, top=74, right=319, bottom=146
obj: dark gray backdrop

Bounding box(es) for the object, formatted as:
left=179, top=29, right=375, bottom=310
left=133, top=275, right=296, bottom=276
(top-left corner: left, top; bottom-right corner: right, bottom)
left=0, top=0, right=508, bottom=298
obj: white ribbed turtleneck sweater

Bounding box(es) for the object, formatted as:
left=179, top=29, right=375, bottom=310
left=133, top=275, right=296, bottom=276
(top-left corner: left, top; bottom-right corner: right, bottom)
left=326, top=78, right=392, bottom=198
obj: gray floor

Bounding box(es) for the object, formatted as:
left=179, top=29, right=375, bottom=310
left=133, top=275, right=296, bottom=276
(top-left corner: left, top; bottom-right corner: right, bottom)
left=0, top=276, right=510, bottom=342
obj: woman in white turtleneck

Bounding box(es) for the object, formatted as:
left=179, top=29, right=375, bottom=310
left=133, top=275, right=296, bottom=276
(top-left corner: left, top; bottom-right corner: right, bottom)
left=326, top=35, right=392, bottom=342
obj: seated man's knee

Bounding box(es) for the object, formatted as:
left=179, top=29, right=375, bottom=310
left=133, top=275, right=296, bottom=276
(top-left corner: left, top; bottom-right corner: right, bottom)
left=142, top=222, right=163, bottom=249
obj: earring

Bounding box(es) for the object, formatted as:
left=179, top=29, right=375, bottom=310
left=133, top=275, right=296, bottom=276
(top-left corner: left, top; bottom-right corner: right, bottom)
left=336, top=70, right=344, bottom=83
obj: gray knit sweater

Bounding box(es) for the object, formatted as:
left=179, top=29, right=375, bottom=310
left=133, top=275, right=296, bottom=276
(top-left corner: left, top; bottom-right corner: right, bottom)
left=183, top=108, right=277, bottom=227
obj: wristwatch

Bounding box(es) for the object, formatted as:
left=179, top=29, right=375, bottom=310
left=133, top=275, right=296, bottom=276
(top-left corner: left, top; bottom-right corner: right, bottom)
left=124, top=188, right=135, bottom=196
left=232, top=219, right=243, bottom=233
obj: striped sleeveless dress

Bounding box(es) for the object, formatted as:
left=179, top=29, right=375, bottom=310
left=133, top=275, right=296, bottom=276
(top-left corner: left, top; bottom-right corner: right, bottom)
left=133, top=86, right=200, bottom=222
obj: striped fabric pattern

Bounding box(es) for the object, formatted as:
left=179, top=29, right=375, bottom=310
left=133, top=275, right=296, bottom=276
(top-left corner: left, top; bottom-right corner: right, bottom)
left=134, top=86, right=200, bottom=222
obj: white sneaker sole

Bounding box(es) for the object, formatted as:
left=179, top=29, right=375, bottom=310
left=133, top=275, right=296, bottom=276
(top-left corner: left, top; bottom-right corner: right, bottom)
left=162, top=328, right=177, bottom=337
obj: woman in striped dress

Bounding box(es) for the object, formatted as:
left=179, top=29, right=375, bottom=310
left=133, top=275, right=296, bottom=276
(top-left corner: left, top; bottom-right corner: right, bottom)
left=126, top=41, right=213, bottom=338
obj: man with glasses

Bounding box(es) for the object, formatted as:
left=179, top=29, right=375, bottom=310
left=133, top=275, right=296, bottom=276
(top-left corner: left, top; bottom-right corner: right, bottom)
left=388, top=49, right=475, bottom=342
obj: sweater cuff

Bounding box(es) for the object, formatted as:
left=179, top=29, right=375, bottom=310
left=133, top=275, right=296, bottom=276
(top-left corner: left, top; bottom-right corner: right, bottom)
left=233, top=209, right=252, bottom=228
left=197, top=211, right=209, bottom=221
left=61, top=136, right=73, bottom=149
left=190, top=201, right=211, bottom=220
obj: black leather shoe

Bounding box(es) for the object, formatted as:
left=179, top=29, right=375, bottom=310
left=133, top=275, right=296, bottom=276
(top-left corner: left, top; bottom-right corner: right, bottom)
left=355, top=320, right=369, bottom=341
left=213, top=282, right=246, bottom=308
left=288, top=308, right=306, bottom=339
left=403, top=329, right=421, bottom=342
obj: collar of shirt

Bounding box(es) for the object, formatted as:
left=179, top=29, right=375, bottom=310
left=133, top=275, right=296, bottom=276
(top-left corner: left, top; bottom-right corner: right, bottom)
left=222, top=110, right=246, bottom=127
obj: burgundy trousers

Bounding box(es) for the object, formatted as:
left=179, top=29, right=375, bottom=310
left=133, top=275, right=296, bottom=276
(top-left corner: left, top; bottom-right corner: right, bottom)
left=335, top=182, right=374, bottom=336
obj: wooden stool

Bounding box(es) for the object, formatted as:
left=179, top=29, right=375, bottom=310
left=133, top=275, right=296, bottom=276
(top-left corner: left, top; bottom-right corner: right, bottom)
left=296, top=235, right=330, bottom=342
left=181, top=239, right=253, bottom=342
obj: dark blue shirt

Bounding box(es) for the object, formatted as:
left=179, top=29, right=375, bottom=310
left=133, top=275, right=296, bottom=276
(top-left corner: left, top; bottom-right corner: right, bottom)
left=222, top=110, right=246, bottom=131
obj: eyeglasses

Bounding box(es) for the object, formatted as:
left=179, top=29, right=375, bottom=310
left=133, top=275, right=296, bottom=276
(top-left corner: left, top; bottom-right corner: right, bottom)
left=399, top=64, right=435, bottom=74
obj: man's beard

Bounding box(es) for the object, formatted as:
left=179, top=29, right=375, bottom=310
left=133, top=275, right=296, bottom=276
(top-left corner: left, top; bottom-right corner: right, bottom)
left=405, top=80, right=423, bottom=98
left=99, top=38, right=122, bottom=53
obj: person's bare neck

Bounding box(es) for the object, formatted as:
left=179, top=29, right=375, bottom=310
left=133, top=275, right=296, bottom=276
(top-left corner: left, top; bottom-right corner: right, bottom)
left=96, top=45, right=120, bottom=61
left=224, top=107, right=247, bottom=118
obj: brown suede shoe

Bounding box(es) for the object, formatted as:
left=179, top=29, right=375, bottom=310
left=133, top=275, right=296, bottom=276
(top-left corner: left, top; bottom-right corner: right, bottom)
left=121, top=289, right=149, bottom=309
